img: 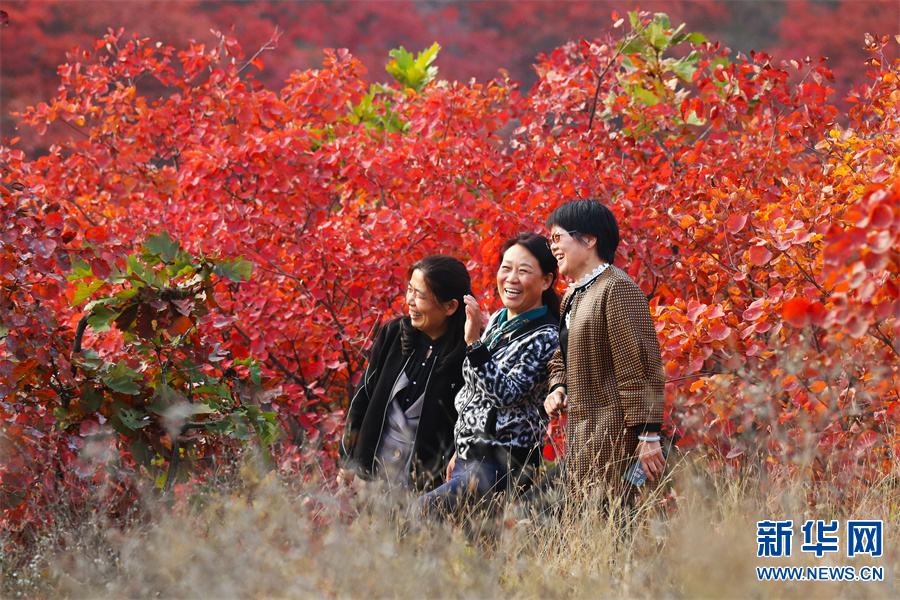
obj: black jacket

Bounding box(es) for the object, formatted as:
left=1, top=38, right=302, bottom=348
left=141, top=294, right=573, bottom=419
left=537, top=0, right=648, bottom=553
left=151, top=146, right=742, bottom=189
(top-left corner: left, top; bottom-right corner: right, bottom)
left=340, top=318, right=463, bottom=489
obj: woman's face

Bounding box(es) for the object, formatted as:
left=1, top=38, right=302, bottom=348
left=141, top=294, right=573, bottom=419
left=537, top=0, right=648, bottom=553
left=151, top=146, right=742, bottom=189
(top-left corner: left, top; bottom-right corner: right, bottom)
left=497, top=244, right=553, bottom=318
left=548, top=226, right=594, bottom=279
left=406, top=269, right=456, bottom=339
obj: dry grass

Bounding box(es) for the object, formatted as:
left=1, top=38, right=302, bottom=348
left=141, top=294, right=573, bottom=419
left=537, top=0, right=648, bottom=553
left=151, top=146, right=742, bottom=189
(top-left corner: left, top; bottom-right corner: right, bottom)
left=3, top=450, right=898, bottom=600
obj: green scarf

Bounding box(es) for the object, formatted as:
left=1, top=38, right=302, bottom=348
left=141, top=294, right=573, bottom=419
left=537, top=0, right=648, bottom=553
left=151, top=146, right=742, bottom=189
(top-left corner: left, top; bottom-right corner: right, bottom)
left=483, top=305, right=548, bottom=350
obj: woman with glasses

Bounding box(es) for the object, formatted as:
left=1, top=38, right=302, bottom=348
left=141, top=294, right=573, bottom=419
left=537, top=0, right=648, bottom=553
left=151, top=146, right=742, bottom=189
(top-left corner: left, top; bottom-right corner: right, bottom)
left=414, top=233, right=560, bottom=518
left=339, top=255, right=471, bottom=491
left=543, top=199, right=665, bottom=506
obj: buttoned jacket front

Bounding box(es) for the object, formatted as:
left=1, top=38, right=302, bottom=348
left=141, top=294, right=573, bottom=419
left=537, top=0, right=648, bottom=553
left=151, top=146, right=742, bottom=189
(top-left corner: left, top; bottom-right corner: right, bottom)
left=548, top=265, right=665, bottom=494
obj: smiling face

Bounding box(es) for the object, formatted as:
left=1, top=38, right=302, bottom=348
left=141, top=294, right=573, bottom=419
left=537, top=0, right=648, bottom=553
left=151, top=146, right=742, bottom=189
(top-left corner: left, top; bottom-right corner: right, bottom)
left=548, top=226, right=597, bottom=281
left=497, top=244, right=553, bottom=318
left=406, top=269, right=456, bottom=339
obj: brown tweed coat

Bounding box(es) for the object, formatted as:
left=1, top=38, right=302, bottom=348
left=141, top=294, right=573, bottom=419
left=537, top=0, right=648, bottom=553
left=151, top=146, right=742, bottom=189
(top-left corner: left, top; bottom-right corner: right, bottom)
left=548, top=265, right=665, bottom=498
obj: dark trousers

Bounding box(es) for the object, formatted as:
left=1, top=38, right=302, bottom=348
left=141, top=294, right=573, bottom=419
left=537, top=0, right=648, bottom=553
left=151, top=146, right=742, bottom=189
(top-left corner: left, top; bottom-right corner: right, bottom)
left=413, top=457, right=509, bottom=518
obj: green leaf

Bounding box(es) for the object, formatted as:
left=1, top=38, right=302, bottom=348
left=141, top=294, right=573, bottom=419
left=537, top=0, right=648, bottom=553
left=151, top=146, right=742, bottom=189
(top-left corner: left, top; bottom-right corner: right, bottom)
left=130, top=439, right=152, bottom=467
left=72, top=278, right=106, bottom=305
left=629, top=10, right=643, bottom=31
left=416, top=42, right=440, bottom=69
left=80, top=385, right=103, bottom=412
left=144, top=230, right=180, bottom=262
left=631, top=86, right=661, bottom=106
left=87, top=306, right=119, bottom=333
left=651, top=12, right=672, bottom=30
left=206, top=419, right=235, bottom=435
left=670, top=52, right=701, bottom=82
left=232, top=414, right=251, bottom=440
left=68, top=258, right=93, bottom=280
left=52, top=406, right=81, bottom=431
left=686, top=33, right=708, bottom=45
left=147, top=383, right=189, bottom=415
left=212, top=258, right=253, bottom=283
left=249, top=361, right=261, bottom=386
left=685, top=110, right=707, bottom=126
left=115, top=287, right=140, bottom=301
left=618, top=37, right=646, bottom=57
left=102, top=360, right=143, bottom=395
left=118, top=407, right=150, bottom=430
left=253, top=411, right=281, bottom=446
left=171, top=260, right=200, bottom=281
left=386, top=43, right=441, bottom=91
left=649, top=30, right=671, bottom=51
left=125, top=254, right=151, bottom=284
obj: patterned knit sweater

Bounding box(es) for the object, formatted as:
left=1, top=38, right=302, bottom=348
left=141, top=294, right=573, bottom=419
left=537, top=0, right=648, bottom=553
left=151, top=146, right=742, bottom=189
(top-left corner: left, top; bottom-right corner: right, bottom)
left=453, top=309, right=559, bottom=461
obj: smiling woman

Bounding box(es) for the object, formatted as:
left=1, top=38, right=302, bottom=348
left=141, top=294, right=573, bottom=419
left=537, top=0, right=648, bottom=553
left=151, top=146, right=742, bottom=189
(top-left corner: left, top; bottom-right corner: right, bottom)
left=339, top=256, right=471, bottom=491
left=414, top=233, right=560, bottom=519
left=496, top=243, right=554, bottom=318
left=542, top=199, right=665, bottom=510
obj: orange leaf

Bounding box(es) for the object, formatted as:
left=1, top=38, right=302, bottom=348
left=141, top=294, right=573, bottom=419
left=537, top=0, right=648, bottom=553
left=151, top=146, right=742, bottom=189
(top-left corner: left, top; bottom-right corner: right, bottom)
left=810, top=381, right=827, bottom=394
left=167, top=315, right=193, bottom=335
left=665, top=360, right=681, bottom=379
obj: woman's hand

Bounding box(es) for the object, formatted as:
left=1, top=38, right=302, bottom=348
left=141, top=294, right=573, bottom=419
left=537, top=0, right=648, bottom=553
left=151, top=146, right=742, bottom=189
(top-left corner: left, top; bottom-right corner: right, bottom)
left=446, top=451, right=457, bottom=481
left=463, top=294, right=484, bottom=345
left=544, top=388, right=567, bottom=418
left=636, top=439, right=665, bottom=483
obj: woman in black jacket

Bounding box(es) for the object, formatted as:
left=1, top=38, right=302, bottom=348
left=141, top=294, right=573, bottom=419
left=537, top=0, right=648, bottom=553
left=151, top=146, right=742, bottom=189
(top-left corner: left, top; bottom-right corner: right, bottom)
left=415, top=233, right=560, bottom=518
left=339, top=255, right=471, bottom=490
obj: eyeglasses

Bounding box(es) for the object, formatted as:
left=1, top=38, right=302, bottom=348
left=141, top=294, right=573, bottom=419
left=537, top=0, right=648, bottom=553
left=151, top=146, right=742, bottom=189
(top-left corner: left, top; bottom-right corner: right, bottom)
left=548, top=230, right=578, bottom=244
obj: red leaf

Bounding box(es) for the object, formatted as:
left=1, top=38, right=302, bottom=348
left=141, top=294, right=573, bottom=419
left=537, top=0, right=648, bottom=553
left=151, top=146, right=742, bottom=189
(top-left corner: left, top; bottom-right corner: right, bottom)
left=707, top=324, right=732, bottom=340
left=807, top=301, right=827, bottom=326
left=782, top=297, right=811, bottom=328
left=725, top=214, right=747, bottom=234
left=85, top=226, right=107, bottom=244
left=44, top=212, right=64, bottom=230
left=542, top=444, right=557, bottom=461
left=871, top=169, right=890, bottom=183
left=742, top=305, right=765, bottom=322
left=869, top=204, right=894, bottom=229
left=91, top=257, right=111, bottom=280
left=726, top=446, right=745, bottom=459
left=686, top=301, right=706, bottom=322
left=855, top=431, right=878, bottom=456
left=664, top=360, right=681, bottom=379
left=748, top=245, right=773, bottom=266
left=34, top=281, right=60, bottom=300
left=845, top=314, right=869, bottom=338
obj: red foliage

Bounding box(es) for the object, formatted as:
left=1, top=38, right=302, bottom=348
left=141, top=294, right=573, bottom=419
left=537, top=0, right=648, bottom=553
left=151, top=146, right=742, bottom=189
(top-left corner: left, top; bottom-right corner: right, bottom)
left=1, top=11, right=897, bottom=533
left=2, top=1, right=897, bottom=157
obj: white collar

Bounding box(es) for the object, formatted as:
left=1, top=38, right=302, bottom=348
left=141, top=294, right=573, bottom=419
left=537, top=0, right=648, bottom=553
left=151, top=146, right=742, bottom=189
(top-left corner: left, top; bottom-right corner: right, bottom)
left=570, top=262, right=610, bottom=291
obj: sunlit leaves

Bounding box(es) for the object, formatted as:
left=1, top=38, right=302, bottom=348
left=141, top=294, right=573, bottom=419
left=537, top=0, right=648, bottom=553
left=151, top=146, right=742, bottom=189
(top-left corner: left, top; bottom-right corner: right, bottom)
left=385, top=43, right=441, bottom=92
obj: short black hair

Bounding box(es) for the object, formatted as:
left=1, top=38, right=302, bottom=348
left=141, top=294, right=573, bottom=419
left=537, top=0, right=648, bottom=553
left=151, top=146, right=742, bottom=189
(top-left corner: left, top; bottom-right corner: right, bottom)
left=546, top=199, right=619, bottom=264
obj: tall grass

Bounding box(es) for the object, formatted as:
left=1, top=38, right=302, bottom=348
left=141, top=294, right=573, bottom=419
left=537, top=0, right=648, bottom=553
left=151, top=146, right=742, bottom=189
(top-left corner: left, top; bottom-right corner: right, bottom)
left=3, top=451, right=897, bottom=599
